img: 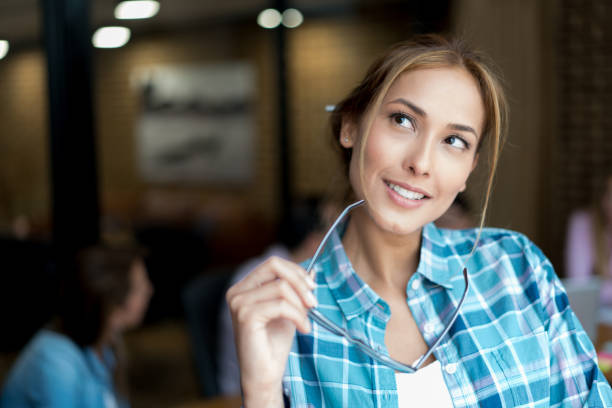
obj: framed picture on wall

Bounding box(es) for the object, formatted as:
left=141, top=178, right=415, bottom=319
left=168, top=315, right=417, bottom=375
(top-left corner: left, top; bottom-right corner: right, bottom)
left=134, top=62, right=255, bottom=185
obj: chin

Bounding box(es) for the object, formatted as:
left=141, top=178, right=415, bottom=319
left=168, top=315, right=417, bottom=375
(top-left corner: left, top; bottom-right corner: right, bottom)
left=366, top=205, right=425, bottom=236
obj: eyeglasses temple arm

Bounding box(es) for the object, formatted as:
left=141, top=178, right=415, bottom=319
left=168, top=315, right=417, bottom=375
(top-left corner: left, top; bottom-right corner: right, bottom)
left=308, top=308, right=417, bottom=373
left=305, top=200, right=365, bottom=277
left=414, top=267, right=469, bottom=369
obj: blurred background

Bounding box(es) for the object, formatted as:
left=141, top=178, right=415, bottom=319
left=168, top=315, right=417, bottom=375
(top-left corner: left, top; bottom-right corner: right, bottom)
left=0, top=0, right=610, bottom=406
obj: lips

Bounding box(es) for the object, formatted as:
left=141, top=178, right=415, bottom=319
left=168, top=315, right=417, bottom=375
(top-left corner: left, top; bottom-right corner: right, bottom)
left=384, top=180, right=431, bottom=200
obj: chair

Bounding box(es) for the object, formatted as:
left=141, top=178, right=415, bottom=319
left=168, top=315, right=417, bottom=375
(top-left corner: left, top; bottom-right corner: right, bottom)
left=182, top=268, right=234, bottom=397
left=561, top=277, right=601, bottom=342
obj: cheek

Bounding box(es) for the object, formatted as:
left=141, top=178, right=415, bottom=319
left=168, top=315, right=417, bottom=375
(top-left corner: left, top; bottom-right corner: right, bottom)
left=348, top=141, right=388, bottom=200
left=121, top=296, right=145, bottom=325
left=129, top=295, right=147, bottom=315
left=437, top=151, right=475, bottom=184
left=445, top=165, right=472, bottom=190
left=360, top=132, right=397, bottom=181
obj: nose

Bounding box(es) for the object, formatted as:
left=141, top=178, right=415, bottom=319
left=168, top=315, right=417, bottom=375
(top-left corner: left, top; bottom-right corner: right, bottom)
left=402, top=135, right=434, bottom=176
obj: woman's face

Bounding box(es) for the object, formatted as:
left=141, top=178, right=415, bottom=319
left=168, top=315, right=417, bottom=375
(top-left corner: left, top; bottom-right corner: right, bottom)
left=111, top=259, right=153, bottom=332
left=342, top=67, right=484, bottom=235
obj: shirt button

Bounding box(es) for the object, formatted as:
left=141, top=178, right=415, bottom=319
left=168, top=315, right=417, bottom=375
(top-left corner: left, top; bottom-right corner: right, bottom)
left=411, top=279, right=421, bottom=290
left=423, top=322, right=435, bottom=334
left=444, top=363, right=457, bottom=374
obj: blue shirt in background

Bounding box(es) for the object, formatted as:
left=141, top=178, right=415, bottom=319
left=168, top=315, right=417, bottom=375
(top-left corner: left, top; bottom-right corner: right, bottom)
left=0, top=329, right=126, bottom=408
left=283, top=222, right=612, bottom=407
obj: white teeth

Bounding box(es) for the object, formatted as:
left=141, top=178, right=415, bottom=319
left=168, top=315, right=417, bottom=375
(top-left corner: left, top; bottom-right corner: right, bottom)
left=388, top=182, right=425, bottom=200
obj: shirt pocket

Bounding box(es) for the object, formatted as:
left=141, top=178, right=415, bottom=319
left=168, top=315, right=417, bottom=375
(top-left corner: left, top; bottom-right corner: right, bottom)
left=490, top=330, right=550, bottom=406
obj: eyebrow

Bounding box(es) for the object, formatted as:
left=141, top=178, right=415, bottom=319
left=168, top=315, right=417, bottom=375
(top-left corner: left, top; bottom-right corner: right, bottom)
left=390, top=98, right=426, bottom=117
left=389, top=97, right=479, bottom=138
left=449, top=123, right=478, bottom=138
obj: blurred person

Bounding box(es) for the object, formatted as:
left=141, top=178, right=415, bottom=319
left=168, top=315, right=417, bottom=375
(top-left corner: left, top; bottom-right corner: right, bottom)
left=12, top=215, right=31, bottom=240
left=434, top=193, right=474, bottom=229
left=566, top=172, right=612, bottom=305
left=217, top=197, right=332, bottom=396
left=0, top=246, right=153, bottom=408
left=226, top=35, right=611, bottom=407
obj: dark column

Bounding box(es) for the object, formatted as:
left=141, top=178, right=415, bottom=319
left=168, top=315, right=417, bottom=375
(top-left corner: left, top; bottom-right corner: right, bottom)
left=274, top=0, right=291, bottom=221
left=41, top=0, right=99, bottom=259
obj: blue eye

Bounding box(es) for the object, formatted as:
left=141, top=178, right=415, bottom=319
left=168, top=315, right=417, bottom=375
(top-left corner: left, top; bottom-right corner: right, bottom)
left=445, top=135, right=469, bottom=150
left=390, top=112, right=415, bottom=130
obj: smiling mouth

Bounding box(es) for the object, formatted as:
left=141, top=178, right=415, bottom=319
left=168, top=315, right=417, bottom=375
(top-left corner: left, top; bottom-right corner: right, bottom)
left=384, top=181, right=429, bottom=200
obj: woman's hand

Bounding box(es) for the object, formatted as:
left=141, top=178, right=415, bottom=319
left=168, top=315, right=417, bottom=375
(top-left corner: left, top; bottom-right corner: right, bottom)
left=226, top=256, right=317, bottom=407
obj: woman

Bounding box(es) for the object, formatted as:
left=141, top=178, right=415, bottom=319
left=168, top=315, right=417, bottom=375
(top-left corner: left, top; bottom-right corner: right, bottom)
left=0, top=246, right=153, bottom=408
left=227, top=35, right=612, bottom=407
left=566, top=173, right=612, bottom=305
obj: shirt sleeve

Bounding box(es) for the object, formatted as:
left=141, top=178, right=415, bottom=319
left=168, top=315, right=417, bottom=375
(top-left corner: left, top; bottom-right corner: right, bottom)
left=529, top=241, right=612, bottom=406
left=34, top=356, right=87, bottom=408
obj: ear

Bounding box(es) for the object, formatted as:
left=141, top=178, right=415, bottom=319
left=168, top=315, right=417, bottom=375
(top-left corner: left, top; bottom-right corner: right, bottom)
left=339, top=119, right=356, bottom=148
left=460, top=153, right=479, bottom=193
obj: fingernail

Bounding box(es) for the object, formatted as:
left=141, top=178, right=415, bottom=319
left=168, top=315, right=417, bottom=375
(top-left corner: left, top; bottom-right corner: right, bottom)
left=307, top=291, right=318, bottom=308
left=305, top=276, right=316, bottom=290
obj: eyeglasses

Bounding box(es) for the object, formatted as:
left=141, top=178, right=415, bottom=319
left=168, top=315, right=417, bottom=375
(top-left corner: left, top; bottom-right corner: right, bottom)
left=305, top=200, right=469, bottom=373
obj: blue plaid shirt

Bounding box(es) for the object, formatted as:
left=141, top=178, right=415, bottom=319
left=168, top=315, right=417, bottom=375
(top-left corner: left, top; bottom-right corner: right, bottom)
left=282, top=222, right=612, bottom=407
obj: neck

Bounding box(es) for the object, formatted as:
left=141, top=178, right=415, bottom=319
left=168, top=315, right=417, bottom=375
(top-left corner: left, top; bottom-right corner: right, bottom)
left=342, top=207, right=422, bottom=295
left=94, top=328, right=117, bottom=360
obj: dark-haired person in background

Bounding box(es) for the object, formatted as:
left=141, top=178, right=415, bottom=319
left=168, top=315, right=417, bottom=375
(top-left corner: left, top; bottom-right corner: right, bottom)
left=0, top=247, right=153, bottom=408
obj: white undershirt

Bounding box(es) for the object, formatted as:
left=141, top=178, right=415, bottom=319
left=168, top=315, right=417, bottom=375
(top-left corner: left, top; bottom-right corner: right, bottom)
left=395, top=360, right=454, bottom=407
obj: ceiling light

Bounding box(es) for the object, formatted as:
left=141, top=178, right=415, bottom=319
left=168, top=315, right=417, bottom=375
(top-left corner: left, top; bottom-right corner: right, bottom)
left=0, top=40, right=8, bottom=60
left=257, top=8, right=282, bottom=29
left=282, top=8, right=303, bottom=28
left=92, top=27, right=131, bottom=49
left=115, top=0, right=160, bottom=20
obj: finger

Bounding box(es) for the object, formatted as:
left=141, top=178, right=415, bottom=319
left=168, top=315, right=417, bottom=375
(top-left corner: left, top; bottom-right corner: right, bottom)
left=237, top=298, right=311, bottom=334
left=234, top=278, right=316, bottom=316
left=242, top=256, right=314, bottom=290
left=236, top=257, right=316, bottom=303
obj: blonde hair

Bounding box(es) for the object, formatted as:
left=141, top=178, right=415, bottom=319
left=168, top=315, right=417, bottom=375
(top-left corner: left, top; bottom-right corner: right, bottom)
left=330, top=35, right=508, bottom=245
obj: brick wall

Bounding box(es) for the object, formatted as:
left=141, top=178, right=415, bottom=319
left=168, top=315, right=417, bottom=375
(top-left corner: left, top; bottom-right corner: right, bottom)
left=0, top=48, right=50, bottom=237
left=0, top=5, right=575, bottom=265
left=0, top=15, right=413, bottom=237
left=94, top=24, right=280, bottom=224
left=550, top=0, right=612, bottom=274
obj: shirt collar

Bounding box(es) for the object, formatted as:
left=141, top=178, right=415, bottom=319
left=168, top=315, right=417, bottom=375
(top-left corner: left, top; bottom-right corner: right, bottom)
left=84, top=346, right=115, bottom=385
left=315, top=220, right=381, bottom=320
left=417, top=222, right=455, bottom=290
left=313, top=220, right=460, bottom=320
